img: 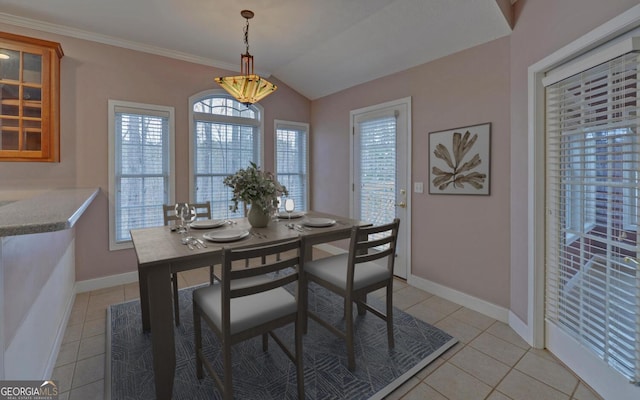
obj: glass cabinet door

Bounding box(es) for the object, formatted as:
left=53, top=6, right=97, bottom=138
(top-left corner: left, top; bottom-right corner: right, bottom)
left=0, top=32, right=62, bottom=162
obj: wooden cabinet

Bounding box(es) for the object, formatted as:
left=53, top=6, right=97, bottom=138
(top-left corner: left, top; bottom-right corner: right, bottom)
left=0, top=32, right=63, bottom=162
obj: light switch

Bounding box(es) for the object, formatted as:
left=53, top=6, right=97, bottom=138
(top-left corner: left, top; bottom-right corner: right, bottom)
left=414, top=182, right=424, bottom=193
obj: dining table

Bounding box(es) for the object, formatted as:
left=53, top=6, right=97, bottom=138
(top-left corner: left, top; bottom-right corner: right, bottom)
left=129, top=210, right=368, bottom=400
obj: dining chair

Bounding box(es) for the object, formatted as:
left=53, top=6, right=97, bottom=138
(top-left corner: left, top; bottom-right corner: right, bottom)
left=162, top=201, right=213, bottom=326
left=193, top=238, right=306, bottom=400
left=302, top=218, right=400, bottom=371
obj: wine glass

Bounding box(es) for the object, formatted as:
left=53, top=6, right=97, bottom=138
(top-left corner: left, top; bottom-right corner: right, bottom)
left=273, top=196, right=282, bottom=221
left=184, top=206, right=197, bottom=238
left=174, top=202, right=189, bottom=233
left=284, top=198, right=295, bottom=220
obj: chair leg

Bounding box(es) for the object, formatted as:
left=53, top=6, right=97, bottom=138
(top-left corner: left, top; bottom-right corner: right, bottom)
left=193, top=301, right=203, bottom=379
left=172, top=273, right=180, bottom=326
left=295, top=318, right=305, bottom=399
left=222, top=334, right=233, bottom=400
left=345, top=294, right=356, bottom=371
left=209, top=265, right=215, bottom=284
left=386, top=283, right=395, bottom=348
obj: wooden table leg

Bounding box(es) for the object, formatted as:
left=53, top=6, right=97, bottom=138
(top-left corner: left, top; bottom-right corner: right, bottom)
left=138, top=267, right=150, bottom=332
left=147, top=263, right=176, bottom=400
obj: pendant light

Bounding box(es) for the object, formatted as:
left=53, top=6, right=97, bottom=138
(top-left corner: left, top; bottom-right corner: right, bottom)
left=214, top=10, right=277, bottom=105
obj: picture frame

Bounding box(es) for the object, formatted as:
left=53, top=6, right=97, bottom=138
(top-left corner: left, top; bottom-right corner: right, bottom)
left=428, top=122, right=491, bottom=195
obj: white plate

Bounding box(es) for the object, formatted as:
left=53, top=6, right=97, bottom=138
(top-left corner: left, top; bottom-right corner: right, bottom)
left=203, top=229, right=250, bottom=243
left=190, top=219, right=227, bottom=229
left=302, top=217, right=336, bottom=228
left=277, top=211, right=305, bottom=219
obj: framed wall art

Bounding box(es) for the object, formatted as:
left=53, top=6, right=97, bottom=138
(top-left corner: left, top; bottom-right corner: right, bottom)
left=428, top=122, right=491, bottom=195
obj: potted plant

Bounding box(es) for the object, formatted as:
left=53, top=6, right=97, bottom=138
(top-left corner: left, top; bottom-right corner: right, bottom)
left=223, top=161, right=288, bottom=227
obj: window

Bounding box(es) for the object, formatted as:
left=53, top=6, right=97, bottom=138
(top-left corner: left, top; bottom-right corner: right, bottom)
left=354, top=110, right=397, bottom=228
left=545, top=49, right=640, bottom=384
left=189, top=90, right=263, bottom=219
left=108, top=100, right=175, bottom=250
left=275, top=120, right=309, bottom=211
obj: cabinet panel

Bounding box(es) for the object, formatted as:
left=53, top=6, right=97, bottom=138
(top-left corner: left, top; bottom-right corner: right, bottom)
left=0, top=32, right=63, bottom=162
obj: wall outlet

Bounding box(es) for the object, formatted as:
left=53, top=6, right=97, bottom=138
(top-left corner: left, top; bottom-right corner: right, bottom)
left=414, top=182, right=424, bottom=193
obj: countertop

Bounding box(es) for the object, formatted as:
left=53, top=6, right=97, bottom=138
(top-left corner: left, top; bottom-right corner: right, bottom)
left=0, top=188, right=99, bottom=237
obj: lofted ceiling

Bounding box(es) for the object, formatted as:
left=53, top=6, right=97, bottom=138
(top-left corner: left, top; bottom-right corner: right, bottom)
left=0, top=0, right=513, bottom=100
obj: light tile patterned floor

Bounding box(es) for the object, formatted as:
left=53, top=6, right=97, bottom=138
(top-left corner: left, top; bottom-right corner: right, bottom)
left=52, top=254, right=604, bottom=400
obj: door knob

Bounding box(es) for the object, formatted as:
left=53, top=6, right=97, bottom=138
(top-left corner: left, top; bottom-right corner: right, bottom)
left=395, top=201, right=406, bottom=208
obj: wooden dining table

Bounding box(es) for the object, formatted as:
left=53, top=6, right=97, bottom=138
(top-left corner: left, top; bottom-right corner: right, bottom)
left=129, top=210, right=367, bottom=400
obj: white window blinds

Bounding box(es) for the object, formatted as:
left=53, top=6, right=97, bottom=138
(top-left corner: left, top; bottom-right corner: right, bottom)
left=356, top=111, right=397, bottom=227
left=110, top=102, right=174, bottom=246
left=191, top=94, right=262, bottom=219
left=545, top=50, right=640, bottom=384
left=275, top=121, right=309, bottom=211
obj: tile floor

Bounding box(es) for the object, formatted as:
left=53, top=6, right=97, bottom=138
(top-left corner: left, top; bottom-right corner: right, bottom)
left=52, top=260, right=604, bottom=400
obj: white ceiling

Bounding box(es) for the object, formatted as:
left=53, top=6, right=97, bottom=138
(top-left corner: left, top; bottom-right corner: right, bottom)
left=0, top=0, right=512, bottom=100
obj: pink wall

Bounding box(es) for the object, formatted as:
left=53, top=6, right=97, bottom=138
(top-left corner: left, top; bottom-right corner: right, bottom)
left=311, top=38, right=512, bottom=308
left=0, top=23, right=310, bottom=281
left=508, top=0, right=640, bottom=321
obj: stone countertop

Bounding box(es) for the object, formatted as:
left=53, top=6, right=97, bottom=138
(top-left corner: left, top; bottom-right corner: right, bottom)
left=0, top=188, right=99, bottom=237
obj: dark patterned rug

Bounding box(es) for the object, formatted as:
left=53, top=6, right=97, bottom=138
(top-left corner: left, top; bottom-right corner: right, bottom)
left=107, top=281, right=457, bottom=399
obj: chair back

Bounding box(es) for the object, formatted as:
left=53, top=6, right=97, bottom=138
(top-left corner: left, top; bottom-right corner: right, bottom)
left=221, top=238, right=304, bottom=299
left=219, top=238, right=305, bottom=336
left=348, top=218, right=400, bottom=278
left=162, top=201, right=211, bottom=226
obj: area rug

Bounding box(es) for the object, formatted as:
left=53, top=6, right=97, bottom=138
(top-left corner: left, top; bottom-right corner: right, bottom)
left=107, top=282, right=457, bottom=399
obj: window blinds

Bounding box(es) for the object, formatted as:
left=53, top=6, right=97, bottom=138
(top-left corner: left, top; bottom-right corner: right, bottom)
left=545, top=50, right=640, bottom=384
left=114, top=108, right=170, bottom=242
left=275, top=123, right=309, bottom=211
left=356, top=112, right=397, bottom=227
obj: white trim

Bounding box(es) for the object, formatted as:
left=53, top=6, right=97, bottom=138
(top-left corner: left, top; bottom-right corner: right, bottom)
left=274, top=119, right=310, bottom=210
left=408, top=274, right=509, bottom=323
left=0, top=12, right=276, bottom=77
left=508, top=311, right=532, bottom=345
left=542, top=36, right=640, bottom=86
left=107, top=100, right=175, bottom=251
left=75, top=271, right=139, bottom=294
left=547, top=322, right=640, bottom=400
left=44, top=291, right=76, bottom=379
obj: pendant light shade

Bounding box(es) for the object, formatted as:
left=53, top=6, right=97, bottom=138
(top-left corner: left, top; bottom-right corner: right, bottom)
left=215, top=10, right=277, bottom=105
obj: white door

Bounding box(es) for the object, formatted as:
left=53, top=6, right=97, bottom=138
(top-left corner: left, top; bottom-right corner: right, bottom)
left=350, top=98, right=411, bottom=279
left=544, top=49, right=640, bottom=398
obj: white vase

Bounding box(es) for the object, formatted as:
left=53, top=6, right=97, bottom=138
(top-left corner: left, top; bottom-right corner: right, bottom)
left=247, top=204, right=270, bottom=228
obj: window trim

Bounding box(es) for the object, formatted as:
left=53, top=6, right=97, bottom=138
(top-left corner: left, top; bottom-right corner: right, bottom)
left=188, top=89, right=264, bottom=209
left=107, top=99, right=175, bottom=251
left=274, top=119, right=310, bottom=211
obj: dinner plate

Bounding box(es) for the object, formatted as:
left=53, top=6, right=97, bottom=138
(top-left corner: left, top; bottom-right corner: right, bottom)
left=203, top=229, right=250, bottom=243
left=190, top=219, right=227, bottom=229
left=302, top=217, right=336, bottom=227
left=277, top=211, right=305, bottom=219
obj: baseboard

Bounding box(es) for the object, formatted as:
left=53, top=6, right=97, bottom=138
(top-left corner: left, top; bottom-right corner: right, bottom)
left=43, top=290, right=76, bottom=379
left=407, top=274, right=509, bottom=323
left=75, top=271, right=139, bottom=294
left=508, top=311, right=533, bottom=347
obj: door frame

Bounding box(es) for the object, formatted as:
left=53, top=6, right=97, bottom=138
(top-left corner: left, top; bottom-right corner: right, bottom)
left=349, top=97, right=412, bottom=279
left=527, top=5, right=640, bottom=400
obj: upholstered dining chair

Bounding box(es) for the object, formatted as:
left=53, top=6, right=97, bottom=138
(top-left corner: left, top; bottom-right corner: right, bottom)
left=193, top=238, right=306, bottom=400
left=162, top=201, right=213, bottom=326
left=303, top=218, right=400, bottom=371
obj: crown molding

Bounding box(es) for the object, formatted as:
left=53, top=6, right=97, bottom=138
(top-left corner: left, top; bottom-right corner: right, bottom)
left=0, top=12, right=274, bottom=75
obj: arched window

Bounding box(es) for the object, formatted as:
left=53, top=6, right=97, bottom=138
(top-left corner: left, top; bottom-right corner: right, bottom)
left=189, top=90, right=264, bottom=218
